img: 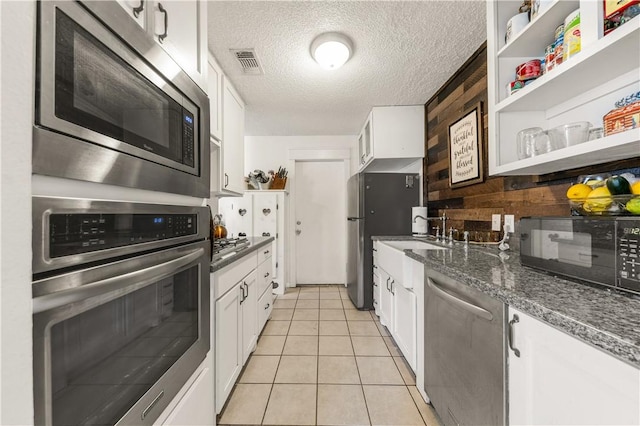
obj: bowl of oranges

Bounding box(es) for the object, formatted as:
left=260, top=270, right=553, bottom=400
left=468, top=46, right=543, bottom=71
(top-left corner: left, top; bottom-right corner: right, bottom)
left=567, top=173, right=640, bottom=216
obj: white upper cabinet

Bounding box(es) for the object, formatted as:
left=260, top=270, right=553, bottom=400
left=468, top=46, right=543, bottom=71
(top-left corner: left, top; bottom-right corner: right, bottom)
left=207, top=54, right=224, bottom=142
left=90, top=0, right=207, bottom=91
left=150, top=1, right=207, bottom=91
left=487, top=1, right=640, bottom=175
left=221, top=77, right=246, bottom=195
left=358, top=105, right=425, bottom=172
left=116, top=0, right=146, bottom=29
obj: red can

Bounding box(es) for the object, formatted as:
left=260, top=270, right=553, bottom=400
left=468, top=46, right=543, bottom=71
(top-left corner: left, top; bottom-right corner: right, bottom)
left=516, top=59, right=542, bottom=81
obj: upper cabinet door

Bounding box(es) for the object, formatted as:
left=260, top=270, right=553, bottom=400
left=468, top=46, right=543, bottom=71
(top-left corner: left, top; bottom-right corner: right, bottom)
left=221, top=77, right=246, bottom=195
left=208, top=56, right=224, bottom=142
left=116, top=0, right=146, bottom=29
left=83, top=1, right=207, bottom=92
left=150, top=0, right=207, bottom=90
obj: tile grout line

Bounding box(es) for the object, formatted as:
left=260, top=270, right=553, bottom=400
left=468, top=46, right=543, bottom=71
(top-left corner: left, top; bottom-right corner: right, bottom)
left=259, top=290, right=299, bottom=425
left=349, top=313, right=373, bottom=426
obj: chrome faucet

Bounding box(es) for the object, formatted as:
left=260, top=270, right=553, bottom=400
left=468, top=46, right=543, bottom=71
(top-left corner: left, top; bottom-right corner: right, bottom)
left=417, top=212, right=447, bottom=240
left=448, top=227, right=457, bottom=246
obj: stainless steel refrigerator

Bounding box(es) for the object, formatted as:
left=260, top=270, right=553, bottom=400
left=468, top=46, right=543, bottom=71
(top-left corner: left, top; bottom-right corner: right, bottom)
left=346, top=173, right=420, bottom=309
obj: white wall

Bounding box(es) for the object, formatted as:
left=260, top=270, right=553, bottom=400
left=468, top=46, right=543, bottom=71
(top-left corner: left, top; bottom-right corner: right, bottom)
left=0, top=1, right=35, bottom=424
left=244, top=135, right=358, bottom=177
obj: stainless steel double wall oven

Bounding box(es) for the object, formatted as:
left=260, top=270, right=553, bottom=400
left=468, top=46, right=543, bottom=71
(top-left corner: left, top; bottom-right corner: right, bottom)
left=32, top=1, right=213, bottom=424
left=32, top=197, right=210, bottom=425
left=34, top=0, right=210, bottom=197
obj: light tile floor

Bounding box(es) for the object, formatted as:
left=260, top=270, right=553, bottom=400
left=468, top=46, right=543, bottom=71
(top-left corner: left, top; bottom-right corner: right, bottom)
left=218, top=285, right=443, bottom=426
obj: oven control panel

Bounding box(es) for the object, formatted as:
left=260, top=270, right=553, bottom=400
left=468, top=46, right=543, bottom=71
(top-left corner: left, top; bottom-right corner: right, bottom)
left=616, top=218, right=640, bottom=293
left=49, top=213, right=197, bottom=258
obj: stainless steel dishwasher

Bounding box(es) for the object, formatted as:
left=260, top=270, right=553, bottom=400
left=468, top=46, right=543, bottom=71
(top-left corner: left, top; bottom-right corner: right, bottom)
left=424, top=268, right=506, bottom=426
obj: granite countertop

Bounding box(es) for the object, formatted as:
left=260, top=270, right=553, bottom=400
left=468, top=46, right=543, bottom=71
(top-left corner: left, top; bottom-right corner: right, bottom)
left=373, top=235, right=640, bottom=368
left=210, top=236, right=274, bottom=272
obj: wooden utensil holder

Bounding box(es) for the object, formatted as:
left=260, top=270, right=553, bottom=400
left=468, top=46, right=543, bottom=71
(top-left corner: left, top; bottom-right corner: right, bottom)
left=270, top=177, right=287, bottom=190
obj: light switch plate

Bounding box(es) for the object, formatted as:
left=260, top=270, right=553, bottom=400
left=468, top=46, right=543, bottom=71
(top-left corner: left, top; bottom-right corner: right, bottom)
left=504, top=215, right=515, bottom=233
left=491, top=214, right=501, bottom=231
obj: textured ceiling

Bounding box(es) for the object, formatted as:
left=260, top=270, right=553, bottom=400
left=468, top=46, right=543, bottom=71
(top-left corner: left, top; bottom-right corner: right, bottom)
left=207, top=1, right=487, bottom=136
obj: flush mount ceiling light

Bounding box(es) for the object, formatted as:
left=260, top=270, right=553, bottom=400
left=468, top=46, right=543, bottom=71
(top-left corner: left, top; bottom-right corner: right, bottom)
left=310, top=32, right=353, bottom=70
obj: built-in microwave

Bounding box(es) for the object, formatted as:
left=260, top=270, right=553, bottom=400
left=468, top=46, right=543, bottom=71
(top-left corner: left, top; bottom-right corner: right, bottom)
left=520, top=216, right=640, bottom=295
left=34, top=1, right=210, bottom=197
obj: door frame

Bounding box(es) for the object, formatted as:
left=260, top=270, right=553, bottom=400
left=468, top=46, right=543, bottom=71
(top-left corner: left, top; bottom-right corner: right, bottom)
left=287, top=149, right=351, bottom=287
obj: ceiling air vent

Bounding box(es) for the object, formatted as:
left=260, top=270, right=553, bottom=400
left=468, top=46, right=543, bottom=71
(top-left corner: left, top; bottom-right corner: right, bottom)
left=230, top=49, right=264, bottom=75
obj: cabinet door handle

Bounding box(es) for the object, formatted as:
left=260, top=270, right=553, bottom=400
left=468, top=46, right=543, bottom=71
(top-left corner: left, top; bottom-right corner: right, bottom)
left=262, top=232, right=271, bottom=237
left=157, top=3, right=168, bottom=43
left=224, top=173, right=229, bottom=188
left=133, top=0, right=144, bottom=18
left=373, top=264, right=377, bottom=269
left=244, top=282, right=249, bottom=298
left=265, top=303, right=270, bottom=310
left=508, top=314, right=521, bottom=357
left=264, top=250, right=270, bottom=255
left=264, top=272, right=270, bottom=278
left=239, top=285, right=244, bottom=304
left=386, top=277, right=390, bottom=291
left=390, top=279, right=395, bottom=295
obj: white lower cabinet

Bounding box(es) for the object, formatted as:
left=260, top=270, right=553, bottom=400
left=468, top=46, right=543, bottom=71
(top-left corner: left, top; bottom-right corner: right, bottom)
left=508, top=308, right=640, bottom=425
left=392, top=282, right=416, bottom=371
left=378, top=268, right=394, bottom=331
left=213, top=246, right=274, bottom=414
left=376, top=260, right=417, bottom=372
left=213, top=252, right=258, bottom=413
left=155, top=353, right=214, bottom=425
left=241, top=270, right=258, bottom=365
left=257, top=281, right=274, bottom=332
left=215, top=280, right=242, bottom=413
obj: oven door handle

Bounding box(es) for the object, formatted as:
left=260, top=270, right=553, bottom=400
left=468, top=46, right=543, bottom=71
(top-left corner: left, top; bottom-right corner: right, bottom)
left=33, top=247, right=204, bottom=314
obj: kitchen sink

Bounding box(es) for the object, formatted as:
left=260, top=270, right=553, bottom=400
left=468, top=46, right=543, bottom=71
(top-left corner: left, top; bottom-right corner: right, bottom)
left=384, top=240, right=448, bottom=251
left=377, top=240, right=448, bottom=289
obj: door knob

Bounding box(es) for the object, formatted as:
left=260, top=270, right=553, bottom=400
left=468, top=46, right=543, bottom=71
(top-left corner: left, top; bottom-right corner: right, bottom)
left=296, top=229, right=301, bottom=235
left=296, top=221, right=301, bottom=225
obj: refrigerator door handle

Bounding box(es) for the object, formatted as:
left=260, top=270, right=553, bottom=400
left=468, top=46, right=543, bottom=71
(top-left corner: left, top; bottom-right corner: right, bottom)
left=347, top=217, right=364, bottom=221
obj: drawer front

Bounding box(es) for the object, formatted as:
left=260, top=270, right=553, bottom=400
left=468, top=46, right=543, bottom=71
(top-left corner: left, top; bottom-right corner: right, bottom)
left=257, top=243, right=273, bottom=265
left=214, top=252, right=258, bottom=299
left=257, top=287, right=274, bottom=333
left=257, top=258, right=274, bottom=296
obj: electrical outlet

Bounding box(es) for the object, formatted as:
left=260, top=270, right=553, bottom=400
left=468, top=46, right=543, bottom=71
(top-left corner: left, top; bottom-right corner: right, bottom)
left=504, top=215, right=515, bottom=233
left=491, top=214, right=501, bottom=231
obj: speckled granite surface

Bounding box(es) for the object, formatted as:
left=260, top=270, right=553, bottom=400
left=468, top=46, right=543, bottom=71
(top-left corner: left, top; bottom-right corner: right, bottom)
left=373, top=236, right=640, bottom=368
left=210, top=237, right=274, bottom=272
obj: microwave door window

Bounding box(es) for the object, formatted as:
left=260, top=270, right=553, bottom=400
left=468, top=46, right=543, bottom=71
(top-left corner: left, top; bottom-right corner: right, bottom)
left=48, top=267, right=198, bottom=426
left=531, top=230, right=593, bottom=268
left=54, top=10, right=183, bottom=164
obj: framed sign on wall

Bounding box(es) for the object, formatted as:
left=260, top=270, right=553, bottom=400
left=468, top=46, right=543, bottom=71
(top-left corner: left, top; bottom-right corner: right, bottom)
left=448, top=102, right=484, bottom=188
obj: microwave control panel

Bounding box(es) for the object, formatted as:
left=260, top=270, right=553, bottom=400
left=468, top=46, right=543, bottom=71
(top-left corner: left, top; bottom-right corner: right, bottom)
left=182, top=111, right=195, bottom=167
left=617, top=218, right=640, bottom=293
left=49, top=213, right=197, bottom=258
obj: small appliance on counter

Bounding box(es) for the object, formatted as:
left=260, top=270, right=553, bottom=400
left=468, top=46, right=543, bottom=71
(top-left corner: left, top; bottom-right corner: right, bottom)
left=412, top=206, right=428, bottom=235
left=520, top=216, right=640, bottom=294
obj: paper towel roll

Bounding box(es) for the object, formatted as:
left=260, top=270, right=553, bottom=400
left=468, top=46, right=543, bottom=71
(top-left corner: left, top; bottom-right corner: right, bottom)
left=412, top=206, right=428, bottom=235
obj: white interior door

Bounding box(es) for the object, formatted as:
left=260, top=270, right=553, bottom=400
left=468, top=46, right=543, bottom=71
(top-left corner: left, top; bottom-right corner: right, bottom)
left=294, top=160, right=346, bottom=284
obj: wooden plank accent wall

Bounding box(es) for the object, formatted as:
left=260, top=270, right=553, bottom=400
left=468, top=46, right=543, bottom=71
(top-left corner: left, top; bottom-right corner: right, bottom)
left=424, top=42, right=640, bottom=241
